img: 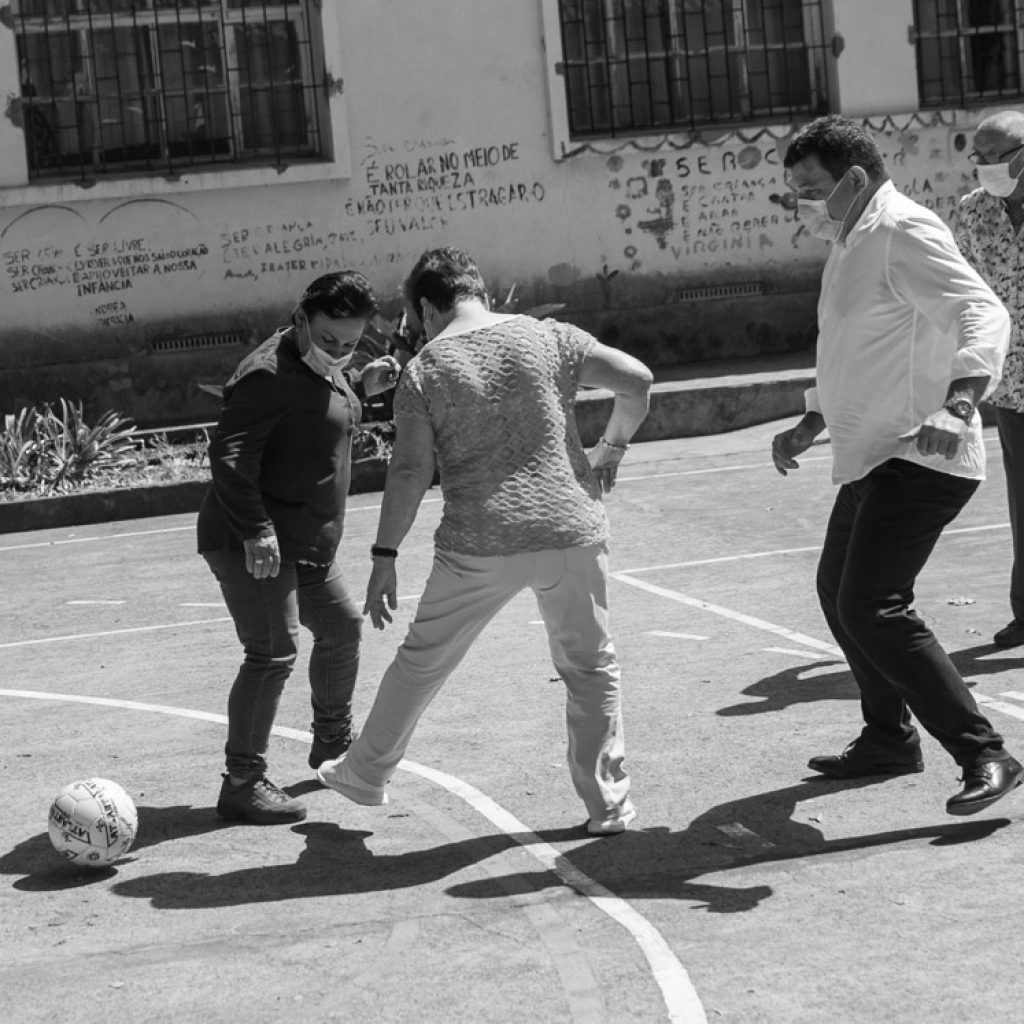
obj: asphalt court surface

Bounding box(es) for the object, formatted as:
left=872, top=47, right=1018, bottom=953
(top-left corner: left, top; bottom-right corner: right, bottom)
left=2, top=421, right=1024, bottom=1024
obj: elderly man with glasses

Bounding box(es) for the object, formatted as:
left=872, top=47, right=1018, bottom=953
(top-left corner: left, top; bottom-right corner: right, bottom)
left=956, top=109, right=1024, bottom=648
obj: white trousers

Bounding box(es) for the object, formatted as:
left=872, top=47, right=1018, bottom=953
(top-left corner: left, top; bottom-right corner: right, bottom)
left=346, top=543, right=631, bottom=823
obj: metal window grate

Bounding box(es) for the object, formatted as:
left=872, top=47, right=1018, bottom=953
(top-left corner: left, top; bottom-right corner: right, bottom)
left=557, top=0, right=832, bottom=138
left=912, top=0, right=1024, bottom=108
left=674, top=281, right=764, bottom=302
left=12, top=0, right=328, bottom=183
left=152, top=330, right=247, bottom=353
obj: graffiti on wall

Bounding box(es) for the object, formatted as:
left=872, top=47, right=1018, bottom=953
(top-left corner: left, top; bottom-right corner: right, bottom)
left=0, top=198, right=209, bottom=327
left=606, top=127, right=981, bottom=273
left=350, top=137, right=546, bottom=242
left=219, top=221, right=359, bottom=282
left=607, top=143, right=794, bottom=268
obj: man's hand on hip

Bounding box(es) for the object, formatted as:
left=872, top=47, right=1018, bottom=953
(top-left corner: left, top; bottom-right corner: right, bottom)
left=899, top=409, right=968, bottom=460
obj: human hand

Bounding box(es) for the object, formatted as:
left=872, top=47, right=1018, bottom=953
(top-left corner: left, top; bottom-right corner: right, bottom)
left=361, top=356, right=402, bottom=397
left=363, top=557, right=398, bottom=629
left=898, top=409, right=967, bottom=460
left=772, top=425, right=817, bottom=476
left=588, top=442, right=626, bottom=493
left=244, top=533, right=281, bottom=579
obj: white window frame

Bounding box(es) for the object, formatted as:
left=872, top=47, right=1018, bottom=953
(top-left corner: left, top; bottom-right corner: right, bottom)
left=0, top=0, right=352, bottom=204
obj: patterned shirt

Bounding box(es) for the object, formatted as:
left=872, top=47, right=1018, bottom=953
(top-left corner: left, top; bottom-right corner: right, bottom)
left=956, top=187, right=1024, bottom=411
left=394, top=315, right=608, bottom=556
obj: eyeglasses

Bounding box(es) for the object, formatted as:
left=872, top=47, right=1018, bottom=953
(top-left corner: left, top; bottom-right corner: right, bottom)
left=968, top=143, right=1024, bottom=166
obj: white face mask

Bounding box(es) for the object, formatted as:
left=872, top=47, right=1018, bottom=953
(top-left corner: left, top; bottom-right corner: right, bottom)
left=798, top=173, right=855, bottom=242
left=977, top=160, right=1022, bottom=198
left=298, top=320, right=352, bottom=378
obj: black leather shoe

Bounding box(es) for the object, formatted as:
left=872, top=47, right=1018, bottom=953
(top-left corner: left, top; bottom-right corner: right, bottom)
left=993, top=620, right=1024, bottom=647
left=946, top=757, right=1024, bottom=816
left=808, top=740, right=924, bottom=779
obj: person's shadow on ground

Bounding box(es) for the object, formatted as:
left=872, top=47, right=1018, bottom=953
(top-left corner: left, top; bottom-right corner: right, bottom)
left=7, top=774, right=994, bottom=912
left=717, top=642, right=1023, bottom=718
left=717, top=660, right=855, bottom=717
left=950, top=642, right=1024, bottom=683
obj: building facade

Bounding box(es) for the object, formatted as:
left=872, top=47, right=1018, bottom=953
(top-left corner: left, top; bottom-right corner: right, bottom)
left=0, top=0, right=1017, bottom=425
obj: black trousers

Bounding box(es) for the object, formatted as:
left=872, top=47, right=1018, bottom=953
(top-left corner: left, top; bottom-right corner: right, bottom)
left=994, top=406, right=1024, bottom=622
left=816, top=459, right=1006, bottom=767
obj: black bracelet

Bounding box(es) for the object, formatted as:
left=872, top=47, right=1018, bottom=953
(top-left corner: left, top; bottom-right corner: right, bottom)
left=371, top=545, right=399, bottom=559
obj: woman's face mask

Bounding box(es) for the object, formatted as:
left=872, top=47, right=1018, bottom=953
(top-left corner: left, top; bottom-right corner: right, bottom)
left=977, top=160, right=1023, bottom=198
left=297, top=313, right=366, bottom=377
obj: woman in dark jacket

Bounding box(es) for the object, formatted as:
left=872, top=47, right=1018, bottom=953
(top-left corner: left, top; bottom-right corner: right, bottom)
left=198, top=271, right=399, bottom=824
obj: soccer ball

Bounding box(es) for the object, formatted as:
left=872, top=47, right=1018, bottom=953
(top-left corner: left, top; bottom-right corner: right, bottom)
left=47, top=778, right=138, bottom=868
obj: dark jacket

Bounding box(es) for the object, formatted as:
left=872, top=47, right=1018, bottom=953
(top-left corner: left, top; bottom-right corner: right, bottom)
left=196, top=328, right=362, bottom=563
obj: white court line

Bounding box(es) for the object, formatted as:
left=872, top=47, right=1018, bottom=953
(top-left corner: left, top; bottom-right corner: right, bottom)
left=0, top=498, right=442, bottom=553
left=763, top=647, right=835, bottom=661
left=612, top=572, right=843, bottom=658
left=0, top=687, right=707, bottom=1024
left=66, top=600, right=126, bottom=606
left=0, top=618, right=231, bottom=650
left=1001, top=691, right=1024, bottom=702
left=650, top=631, right=710, bottom=641
left=975, top=693, right=1024, bottom=723
left=618, top=523, right=1008, bottom=576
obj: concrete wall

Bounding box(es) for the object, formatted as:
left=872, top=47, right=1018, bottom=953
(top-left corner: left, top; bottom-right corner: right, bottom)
left=0, top=0, right=1013, bottom=426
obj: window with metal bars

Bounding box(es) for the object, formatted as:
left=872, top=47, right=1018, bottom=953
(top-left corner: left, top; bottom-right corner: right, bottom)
left=13, top=0, right=329, bottom=183
left=555, top=0, right=833, bottom=138
left=912, top=0, right=1024, bottom=106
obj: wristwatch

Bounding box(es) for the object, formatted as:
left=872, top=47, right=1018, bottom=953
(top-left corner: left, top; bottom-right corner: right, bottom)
left=943, top=397, right=975, bottom=424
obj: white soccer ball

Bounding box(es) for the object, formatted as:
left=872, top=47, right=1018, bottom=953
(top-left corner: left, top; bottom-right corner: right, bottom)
left=47, top=778, right=138, bottom=868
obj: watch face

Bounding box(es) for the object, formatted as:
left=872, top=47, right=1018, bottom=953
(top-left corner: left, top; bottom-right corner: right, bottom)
left=946, top=399, right=974, bottom=421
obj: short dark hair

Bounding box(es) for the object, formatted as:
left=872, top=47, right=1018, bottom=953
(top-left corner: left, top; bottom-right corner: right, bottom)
left=403, top=247, right=487, bottom=318
left=298, top=271, right=377, bottom=320
left=783, top=115, right=887, bottom=182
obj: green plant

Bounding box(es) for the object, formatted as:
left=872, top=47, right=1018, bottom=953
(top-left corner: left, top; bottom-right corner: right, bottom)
left=0, top=400, right=139, bottom=496
left=36, top=400, right=138, bottom=493
left=0, top=406, right=43, bottom=491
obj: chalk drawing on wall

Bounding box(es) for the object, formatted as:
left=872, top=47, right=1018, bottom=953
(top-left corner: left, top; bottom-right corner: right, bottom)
left=606, top=142, right=798, bottom=267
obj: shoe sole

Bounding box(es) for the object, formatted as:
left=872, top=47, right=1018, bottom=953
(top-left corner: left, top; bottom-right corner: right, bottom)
left=316, top=765, right=388, bottom=806
left=946, top=773, right=1024, bottom=816
left=808, top=760, right=924, bottom=779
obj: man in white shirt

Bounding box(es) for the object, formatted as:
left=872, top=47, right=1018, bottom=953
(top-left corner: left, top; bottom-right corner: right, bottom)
left=771, top=115, right=1021, bottom=815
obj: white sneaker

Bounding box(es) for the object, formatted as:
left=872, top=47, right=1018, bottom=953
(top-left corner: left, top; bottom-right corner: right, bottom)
left=316, top=755, right=388, bottom=806
left=587, top=803, right=637, bottom=836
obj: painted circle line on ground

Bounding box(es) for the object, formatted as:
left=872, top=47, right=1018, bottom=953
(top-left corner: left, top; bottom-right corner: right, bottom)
left=0, top=687, right=708, bottom=1024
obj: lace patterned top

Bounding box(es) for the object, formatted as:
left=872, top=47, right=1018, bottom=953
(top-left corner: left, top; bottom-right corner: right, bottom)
left=956, top=187, right=1024, bottom=411
left=394, top=315, right=609, bottom=556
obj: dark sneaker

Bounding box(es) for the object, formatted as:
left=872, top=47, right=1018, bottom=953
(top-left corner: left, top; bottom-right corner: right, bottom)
left=216, top=774, right=307, bottom=825
left=308, top=728, right=354, bottom=770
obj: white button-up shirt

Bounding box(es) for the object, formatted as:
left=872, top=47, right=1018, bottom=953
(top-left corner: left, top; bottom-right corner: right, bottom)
left=805, top=181, right=1010, bottom=485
